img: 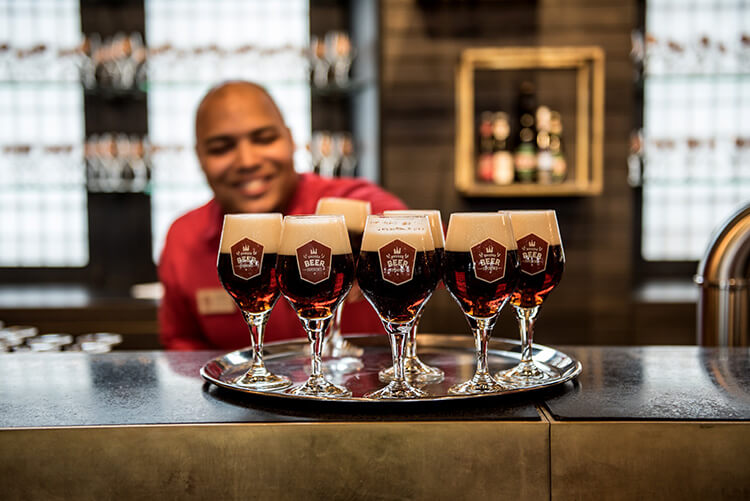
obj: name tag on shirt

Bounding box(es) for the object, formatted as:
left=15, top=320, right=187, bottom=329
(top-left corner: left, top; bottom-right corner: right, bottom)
left=196, top=288, right=236, bottom=315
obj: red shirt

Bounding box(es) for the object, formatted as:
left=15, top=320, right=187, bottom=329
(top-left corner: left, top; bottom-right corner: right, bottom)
left=158, top=173, right=407, bottom=350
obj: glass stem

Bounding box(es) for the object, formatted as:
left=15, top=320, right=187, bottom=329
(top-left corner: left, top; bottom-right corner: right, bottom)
left=331, top=302, right=344, bottom=343
left=470, top=316, right=496, bottom=378
left=301, top=317, right=331, bottom=378
left=515, top=305, right=541, bottom=364
left=385, top=321, right=411, bottom=383
left=405, top=309, right=422, bottom=359
left=243, top=310, right=268, bottom=371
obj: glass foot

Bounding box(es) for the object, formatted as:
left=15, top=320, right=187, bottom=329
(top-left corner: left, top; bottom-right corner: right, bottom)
left=497, top=361, right=558, bottom=386
left=449, top=372, right=505, bottom=395
left=286, top=374, right=351, bottom=398
left=379, top=356, right=444, bottom=384
left=235, top=367, right=291, bottom=390
left=365, top=380, right=427, bottom=399
left=322, top=336, right=364, bottom=358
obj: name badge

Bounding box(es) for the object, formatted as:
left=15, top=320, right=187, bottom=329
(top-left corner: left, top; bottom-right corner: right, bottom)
left=196, top=288, right=236, bottom=315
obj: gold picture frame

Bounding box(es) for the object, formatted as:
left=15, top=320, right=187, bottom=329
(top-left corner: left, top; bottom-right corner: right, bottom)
left=455, top=46, right=605, bottom=197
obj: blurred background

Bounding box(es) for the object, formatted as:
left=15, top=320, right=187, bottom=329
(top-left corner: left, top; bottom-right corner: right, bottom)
left=0, top=0, right=748, bottom=350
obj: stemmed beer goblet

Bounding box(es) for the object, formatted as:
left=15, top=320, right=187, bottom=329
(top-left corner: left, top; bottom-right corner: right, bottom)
left=356, top=215, right=436, bottom=399
left=497, top=210, right=565, bottom=385
left=276, top=215, right=354, bottom=397
left=443, top=212, right=520, bottom=395
left=379, top=210, right=445, bottom=383
left=217, top=214, right=291, bottom=390
left=315, top=197, right=370, bottom=358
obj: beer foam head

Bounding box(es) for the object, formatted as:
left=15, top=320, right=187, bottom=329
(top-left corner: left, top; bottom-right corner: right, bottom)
left=507, top=210, right=562, bottom=245
left=445, top=212, right=516, bottom=251
left=384, top=210, right=445, bottom=248
left=315, top=197, right=371, bottom=232
left=361, top=215, right=435, bottom=252
left=219, top=213, right=282, bottom=253
left=279, top=215, right=352, bottom=255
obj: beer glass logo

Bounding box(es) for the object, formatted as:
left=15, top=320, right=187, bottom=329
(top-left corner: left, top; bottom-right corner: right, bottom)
left=296, top=240, right=332, bottom=284
left=470, top=238, right=507, bottom=283
left=517, top=233, right=548, bottom=275
left=378, top=239, right=416, bottom=285
left=231, top=238, right=263, bottom=280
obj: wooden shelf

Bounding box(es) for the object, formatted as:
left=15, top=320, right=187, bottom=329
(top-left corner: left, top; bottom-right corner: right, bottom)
left=454, top=46, right=605, bottom=198
left=457, top=181, right=602, bottom=198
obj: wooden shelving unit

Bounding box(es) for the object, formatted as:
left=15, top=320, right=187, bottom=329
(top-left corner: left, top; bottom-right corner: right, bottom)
left=454, top=46, right=605, bottom=198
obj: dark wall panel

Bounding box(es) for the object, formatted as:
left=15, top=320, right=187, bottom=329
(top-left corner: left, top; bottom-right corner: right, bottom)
left=380, top=0, right=654, bottom=344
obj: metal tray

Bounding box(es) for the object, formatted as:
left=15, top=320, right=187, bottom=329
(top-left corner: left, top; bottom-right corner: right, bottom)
left=201, top=334, right=582, bottom=403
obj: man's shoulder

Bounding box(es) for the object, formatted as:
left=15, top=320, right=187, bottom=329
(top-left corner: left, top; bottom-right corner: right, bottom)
left=301, top=173, right=389, bottom=197
left=287, top=173, right=407, bottom=214
left=165, top=200, right=218, bottom=245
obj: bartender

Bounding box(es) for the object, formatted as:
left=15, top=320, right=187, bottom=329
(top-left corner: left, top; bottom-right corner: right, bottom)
left=158, top=81, right=406, bottom=350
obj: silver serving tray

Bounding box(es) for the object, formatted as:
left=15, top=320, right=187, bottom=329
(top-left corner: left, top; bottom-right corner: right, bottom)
left=201, top=334, right=582, bottom=403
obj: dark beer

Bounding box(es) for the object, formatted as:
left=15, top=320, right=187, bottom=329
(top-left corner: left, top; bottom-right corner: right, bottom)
left=431, top=247, right=445, bottom=289
left=510, top=244, right=564, bottom=308
left=443, top=249, right=520, bottom=318
left=349, top=230, right=364, bottom=260
left=356, top=249, right=435, bottom=323
left=277, top=253, right=354, bottom=319
left=217, top=252, right=279, bottom=314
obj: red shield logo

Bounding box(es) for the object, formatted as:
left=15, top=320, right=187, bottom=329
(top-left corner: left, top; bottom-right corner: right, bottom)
left=470, top=238, right=507, bottom=283
left=517, top=233, right=549, bottom=276
left=296, top=240, right=332, bottom=284
left=378, top=239, right=416, bottom=285
left=230, top=238, right=263, bottom=280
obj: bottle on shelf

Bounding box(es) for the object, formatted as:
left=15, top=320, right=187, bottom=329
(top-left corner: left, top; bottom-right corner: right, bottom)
left=535, top=105, right=553, bottom=185
left=514, top=81, right=538, bottom=183
left=490, top=112, right=514, bottom=185
left=477, top=111, right=494, bottom=182
left=549, top=111, right=567, bottom=184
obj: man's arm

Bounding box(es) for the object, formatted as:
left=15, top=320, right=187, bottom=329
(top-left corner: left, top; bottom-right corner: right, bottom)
left=158, top=236, right=211, bottom=350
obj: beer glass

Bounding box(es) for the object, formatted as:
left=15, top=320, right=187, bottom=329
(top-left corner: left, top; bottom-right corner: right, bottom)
left=497, top=210, right=565, bottom=385
left=443, top=212, right=520, bottom=394
left=217, top=214, right=291, bottom=390
left=379, top=210, right=445, bottom=383
left=276, top=215, right=355, bottom=397
left=315, top=197, right=370, bottom=358
left=356, top=215, right=436, bottom=399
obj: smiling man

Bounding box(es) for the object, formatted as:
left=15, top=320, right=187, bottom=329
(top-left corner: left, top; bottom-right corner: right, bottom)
left=158, top=81, right=406, bottom=350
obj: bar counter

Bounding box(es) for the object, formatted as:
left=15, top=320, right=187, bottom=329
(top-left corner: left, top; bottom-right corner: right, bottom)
left=1, top=342, right=749, bottom=500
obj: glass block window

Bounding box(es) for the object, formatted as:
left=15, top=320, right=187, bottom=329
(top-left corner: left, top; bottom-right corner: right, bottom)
left=0, top=0, right=88, bottom=266
left=642, top=0, right=750, bottom=260
left=145, top=0, right=311, bottom=262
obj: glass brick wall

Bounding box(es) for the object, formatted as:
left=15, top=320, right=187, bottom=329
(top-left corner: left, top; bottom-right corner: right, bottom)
left=145, top=0, right=310, bottom=262
left=0, top=0, right=88, bottom=266
left=642, top=0, right=750, bottom=260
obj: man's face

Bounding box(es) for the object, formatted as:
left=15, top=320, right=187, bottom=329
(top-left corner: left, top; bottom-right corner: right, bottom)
left=196, top=85, right=297, bottom=214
